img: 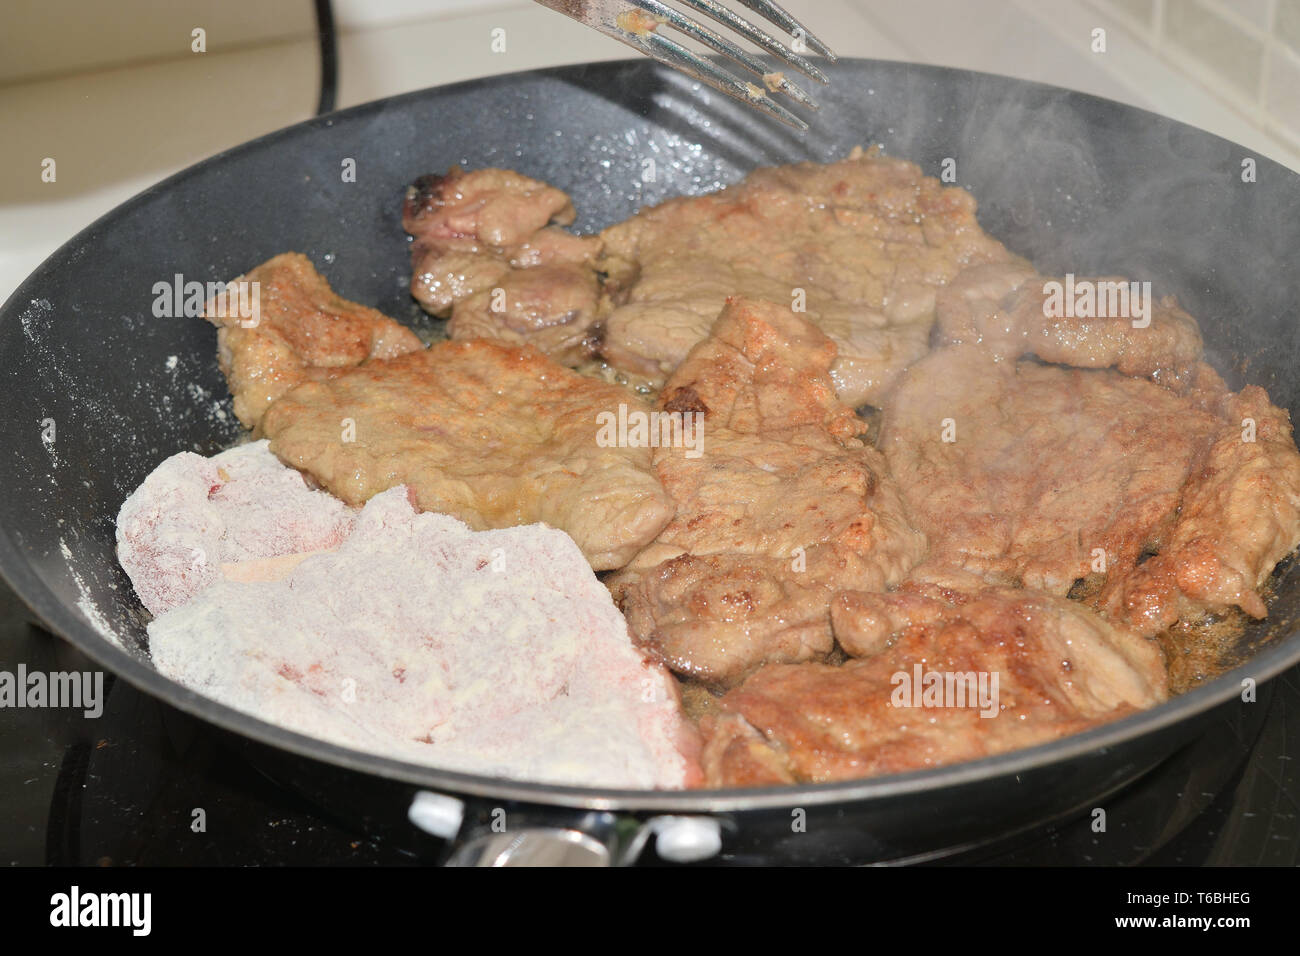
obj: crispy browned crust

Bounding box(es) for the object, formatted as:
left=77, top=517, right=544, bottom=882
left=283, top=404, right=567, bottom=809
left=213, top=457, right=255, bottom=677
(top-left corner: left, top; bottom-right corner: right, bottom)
left=609, top=297, right=926, bottom=685
left=205, top=252, right=423, bottom=429
left=403, top=166, right=603, bottom=364
left=1100, top=382, right=1300, bottom=631
left=881, top=344, right=1300, bottom=636
left=935, top=264, right=1205, bottom=388
left=704, top=584, right=1167, bottom=786
left=259, top=338, right=675, bottom=571
left=595, top=149, right=1027, bottom=406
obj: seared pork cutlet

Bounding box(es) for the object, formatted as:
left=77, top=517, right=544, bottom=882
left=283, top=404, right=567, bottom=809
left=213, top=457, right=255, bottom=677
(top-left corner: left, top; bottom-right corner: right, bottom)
left=203, top=252, right=424, bottom=429
left=259, top=338, right=675, bottom=571
left=880, top=345, right=1300, bottom=634
left=702, top=577, right=1167, bottom=786
left=936, top=263, right=1204, bottom=388
left=1100, top=380, right=1300, bottom=634
left=403, top=167, right=603, bottom=364
left=202, top=254, right=674, bottom=571
left=608, top=298, right=926, bottom=685
left=596, top=148, right=1027, bottom=406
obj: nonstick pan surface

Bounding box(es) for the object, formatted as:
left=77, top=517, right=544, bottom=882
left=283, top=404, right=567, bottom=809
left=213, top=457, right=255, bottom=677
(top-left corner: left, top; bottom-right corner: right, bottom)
left=2, top=59, right=1299, bottom=861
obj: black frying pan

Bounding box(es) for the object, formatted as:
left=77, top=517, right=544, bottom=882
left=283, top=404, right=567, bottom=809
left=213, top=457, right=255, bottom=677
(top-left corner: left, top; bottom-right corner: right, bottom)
left=3, top=59, right=1299, bottom=865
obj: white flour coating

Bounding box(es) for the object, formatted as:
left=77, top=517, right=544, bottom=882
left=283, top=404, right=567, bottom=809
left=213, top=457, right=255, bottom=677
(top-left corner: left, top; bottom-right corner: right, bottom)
left=41, top=424, right=59, bottom=466
left=146, top=487, right=695, bottom=789
left=116, top=441, right=356, bottom=615
left=60, top=539, right=124, bottom=649
left=19, top=298, right=54, bottom=343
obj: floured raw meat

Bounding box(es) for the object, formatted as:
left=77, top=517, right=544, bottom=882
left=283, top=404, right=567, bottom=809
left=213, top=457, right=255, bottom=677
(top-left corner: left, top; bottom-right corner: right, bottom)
left=116, top=441, right=355, bottom=615
left=702, top=581, right=1167, bottom=786
left=403, top=167, right=604, bottom=364
left=121, top=454, right=700, bottom=789
left=609, top=298, right=926, bottom=685
left=204, top=253, right=424, bottom=429
left=596, top=148, right=1026, bottom=405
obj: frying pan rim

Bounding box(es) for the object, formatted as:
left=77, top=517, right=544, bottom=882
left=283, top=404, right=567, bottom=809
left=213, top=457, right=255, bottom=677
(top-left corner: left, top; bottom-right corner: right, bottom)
left=1, top=56, right=1297, bottom=814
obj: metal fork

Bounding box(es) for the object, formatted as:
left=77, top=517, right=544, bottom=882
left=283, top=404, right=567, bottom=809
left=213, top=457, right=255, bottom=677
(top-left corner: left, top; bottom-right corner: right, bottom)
left=535, top=0, right=835, bottom=130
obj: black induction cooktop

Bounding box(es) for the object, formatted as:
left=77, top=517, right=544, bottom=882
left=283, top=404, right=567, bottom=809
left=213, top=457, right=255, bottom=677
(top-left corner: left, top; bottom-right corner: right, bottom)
left=1, top=577, right=1295, bottom=867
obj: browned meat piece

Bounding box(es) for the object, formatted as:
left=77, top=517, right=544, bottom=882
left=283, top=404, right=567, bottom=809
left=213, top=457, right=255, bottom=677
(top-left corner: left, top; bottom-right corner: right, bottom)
left=597, top=147, right=1026, bottom=406
left=703, top=584, right=1167, bottom=786
left=447, top=261, right=601, bottom=359
left=608, top=298, right=926, bottom=685
left=204, top=253, right=423, bottom=428
left=700, top=712, right=797, bottom=786
left=880, top=345, right=1300, bottom=633
left=882, top=345, right=1217, bottom=592
left=405, top=167, right=576, bottom=253
left=403, top=167, right=603, bottom=363
left=1100, top=382, right=1300, bottom=633
left=936, top=263, right=1204, bottom=389
left=259, top=338, right=675, bottom=571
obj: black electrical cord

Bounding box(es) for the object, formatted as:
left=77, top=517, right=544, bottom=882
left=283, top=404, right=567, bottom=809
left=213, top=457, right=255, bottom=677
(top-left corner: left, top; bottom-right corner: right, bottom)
left=313, top=0, right=338, bottom=115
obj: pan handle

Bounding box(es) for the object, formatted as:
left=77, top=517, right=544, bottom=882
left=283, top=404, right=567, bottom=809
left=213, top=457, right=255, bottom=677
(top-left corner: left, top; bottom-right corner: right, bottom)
left=407, top=791, right=723, bottom=866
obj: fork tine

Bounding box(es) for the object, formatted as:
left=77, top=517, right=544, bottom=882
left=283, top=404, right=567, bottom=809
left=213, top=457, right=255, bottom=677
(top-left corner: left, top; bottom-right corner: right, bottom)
left=672, top=0, right=829, bottom=83
left=731, top=0, right=836, bottom=61
left=625, top=0, right=818, bottom=106
left=756, top=70, right=817, bottom=109
left=607, top=26, right=809, bottom=130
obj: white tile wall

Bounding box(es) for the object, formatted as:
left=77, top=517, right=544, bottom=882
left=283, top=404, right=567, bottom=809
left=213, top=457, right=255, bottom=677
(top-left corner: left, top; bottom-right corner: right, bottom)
left=1087, top=0, right=1300, bottom=151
